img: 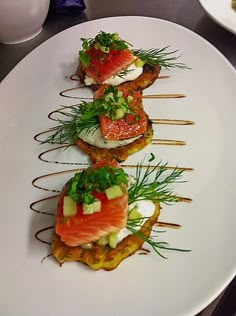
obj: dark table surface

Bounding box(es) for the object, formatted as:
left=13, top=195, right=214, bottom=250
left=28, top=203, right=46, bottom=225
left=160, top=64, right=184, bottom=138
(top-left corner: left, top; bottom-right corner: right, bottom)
left=0, top=1, right=236, bottom=315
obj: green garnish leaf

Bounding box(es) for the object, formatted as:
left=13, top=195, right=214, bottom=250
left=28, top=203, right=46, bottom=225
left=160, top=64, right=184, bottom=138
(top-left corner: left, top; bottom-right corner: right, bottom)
left=128, top=160, right=185, bottom=205
left=81, top=37, right=93, bottom=50
left=148, top=153, right=155, bottom=162
left=79, top=51, right=90, bottom=67
left=132, top=47, right=190, bottom=69
left=67, top=164, right=128, bottom=204
left=126, top=222, right=191, bottom=258
left=94, top=31, right=131, bottom=50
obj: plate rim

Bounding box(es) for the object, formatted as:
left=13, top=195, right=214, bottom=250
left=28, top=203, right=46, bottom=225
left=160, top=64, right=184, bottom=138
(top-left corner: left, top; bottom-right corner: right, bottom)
left=198, top=0, right=236, bottom=35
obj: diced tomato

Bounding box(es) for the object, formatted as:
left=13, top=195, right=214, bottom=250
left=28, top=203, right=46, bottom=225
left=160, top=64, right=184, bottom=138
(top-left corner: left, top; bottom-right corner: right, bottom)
left=95, top=86, right=147, bottom=140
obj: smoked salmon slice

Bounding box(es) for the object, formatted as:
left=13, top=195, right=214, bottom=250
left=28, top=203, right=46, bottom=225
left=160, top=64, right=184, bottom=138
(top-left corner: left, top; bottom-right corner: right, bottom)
left=95, top=86, right=148, bottom=140
left=84, top=47, right=137, bottom=83
left=55, top=161, right=128, bottom=247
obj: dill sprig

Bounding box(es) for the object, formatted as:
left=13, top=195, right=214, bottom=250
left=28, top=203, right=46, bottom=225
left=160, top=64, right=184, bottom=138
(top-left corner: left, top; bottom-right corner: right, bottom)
left=126, top=222, right=190, bottom=258
left=44, top=102, right=100, bottom=145
left=128, top=160, right=185, bottom=205
left=117, top=68, right=134, bottom=79
left=132, top=47, right=190, bottom=69
left=125, top=158, right=190, bottom=257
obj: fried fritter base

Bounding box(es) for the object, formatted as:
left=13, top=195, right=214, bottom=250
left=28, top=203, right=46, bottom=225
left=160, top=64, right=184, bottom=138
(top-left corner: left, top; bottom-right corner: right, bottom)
left=52, top=203, right=160, bottom=271
left=77, top=63, right=161, bottom=91
left=75, top=119, right=153, bottom=163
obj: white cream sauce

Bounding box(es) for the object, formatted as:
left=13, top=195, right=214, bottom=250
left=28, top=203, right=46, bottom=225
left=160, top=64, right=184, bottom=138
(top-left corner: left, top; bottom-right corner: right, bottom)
left=117, top=200, right=156, bottom=243
left=84, top=62, right=143, bottom=86
left=79, top=127, right=141, bottom=149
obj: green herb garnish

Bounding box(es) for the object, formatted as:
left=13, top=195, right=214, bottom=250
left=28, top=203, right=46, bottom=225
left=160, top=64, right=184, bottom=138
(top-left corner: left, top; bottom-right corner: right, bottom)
left=79, top=31, right=132, bottom=66
left=126, top=157, right=190, bottom=257
left=68, top=164, right=128, bottom=204
left=128, top=160, right=185, bottom=205
left=116, top=68, right=134, bottom=79
left=92, top=31, right=131, bottom=50
left=148, top=152, right=155, bottom=162
left=132, top=47, right=190, bottom=69
left=126, top=222, right=190, bottom=258
left=44, top=101, right=99, bottom=145
left=78, top=31, right=189, bottom=70
left=79, top=51, right=90, bottom=67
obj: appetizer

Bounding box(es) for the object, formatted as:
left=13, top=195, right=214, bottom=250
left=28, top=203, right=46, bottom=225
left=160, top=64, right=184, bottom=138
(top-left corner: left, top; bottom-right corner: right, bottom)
left=46, top=85, right=153, bottom=162
left=52, top=159, right=186, bottom=270
left=77, top=31, right=188, bottom=91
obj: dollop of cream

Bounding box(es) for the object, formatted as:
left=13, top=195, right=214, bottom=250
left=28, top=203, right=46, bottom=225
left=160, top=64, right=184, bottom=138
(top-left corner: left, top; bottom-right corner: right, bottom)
left=84, top=62, right=143, bottom=86
left=79, top=127, right=141, bottom=149
left=116, top=200, right=156, bottom=243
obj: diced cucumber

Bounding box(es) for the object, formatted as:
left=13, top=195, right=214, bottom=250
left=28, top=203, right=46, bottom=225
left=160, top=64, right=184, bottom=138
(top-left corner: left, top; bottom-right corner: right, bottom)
left=94, top=42, right=110, bottom=53
left=118, top=104, right=129, bottom=114
left=117, top=97, right=126, bottom=107
left=105, top=185, right=124, bottom=200
left=99, top=45, right=110, bottom=53
left=63, top=196, right=77, bottom=217
left=83, top=199, right=101, bottom=214
left=108, top=232, right=118, bottom=248
left=128, top=207, right=142, bottom=220
left=117, top=90, right=123, bottom=98
left=114, top=108, right=125, bottom=120
left=97, top=233, right=119, bottom=248
left=127, top=95, right=134, bottom=104
left=104, top=92, right=115, bottom=102
left=96, top=236, right=108, bottom=246
left=134, top=58, right=145, bottom=67
left=112, top=32, right=119, bottom=40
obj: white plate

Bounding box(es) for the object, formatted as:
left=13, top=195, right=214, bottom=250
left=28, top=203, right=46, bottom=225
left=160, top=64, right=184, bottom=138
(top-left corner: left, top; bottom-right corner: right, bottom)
left=199, top=0, right=236, bottom=34
left=0, top=16, right=236, bottom=316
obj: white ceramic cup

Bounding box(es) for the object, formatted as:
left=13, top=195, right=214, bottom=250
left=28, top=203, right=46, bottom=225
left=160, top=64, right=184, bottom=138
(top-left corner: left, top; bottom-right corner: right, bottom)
left=0, top=0, right=50, bottom=44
